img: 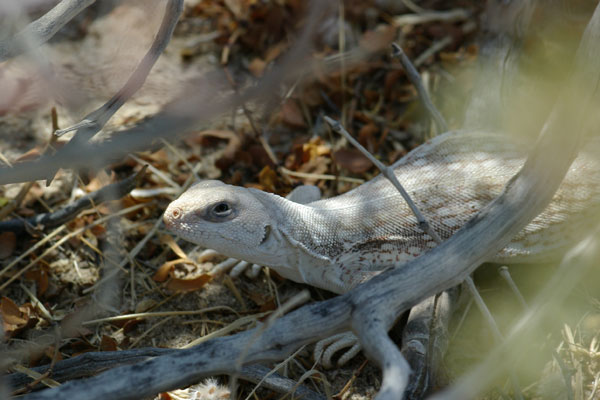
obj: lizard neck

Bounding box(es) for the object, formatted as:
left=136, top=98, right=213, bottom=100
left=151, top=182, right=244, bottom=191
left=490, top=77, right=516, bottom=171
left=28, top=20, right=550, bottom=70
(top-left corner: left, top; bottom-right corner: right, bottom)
left=249, top=188, right=404, bottom=293
left=249, top=189, right=334, bottom=257
left=250, top=188, right=406, bottom=261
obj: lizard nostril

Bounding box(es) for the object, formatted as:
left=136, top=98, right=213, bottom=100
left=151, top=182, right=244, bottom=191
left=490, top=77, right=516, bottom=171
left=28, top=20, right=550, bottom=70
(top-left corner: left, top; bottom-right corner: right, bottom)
left=163, top=207, right=182, bottom=228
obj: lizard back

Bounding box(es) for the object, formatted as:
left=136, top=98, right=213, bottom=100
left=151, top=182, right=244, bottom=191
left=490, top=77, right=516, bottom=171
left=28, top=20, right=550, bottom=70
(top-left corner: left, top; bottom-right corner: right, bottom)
left=274, top=130, right=600, bottom=290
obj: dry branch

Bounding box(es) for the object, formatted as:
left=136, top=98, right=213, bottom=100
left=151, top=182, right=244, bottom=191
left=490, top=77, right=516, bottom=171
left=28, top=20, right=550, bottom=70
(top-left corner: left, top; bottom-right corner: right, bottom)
left=19, top=297, right=349, bottom=400
left=7, top=350, right=325, bottom=400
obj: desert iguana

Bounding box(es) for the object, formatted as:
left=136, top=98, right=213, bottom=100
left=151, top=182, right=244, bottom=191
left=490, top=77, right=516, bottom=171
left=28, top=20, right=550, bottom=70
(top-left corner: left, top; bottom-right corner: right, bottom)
left=164, top=130, right=600, bottom=294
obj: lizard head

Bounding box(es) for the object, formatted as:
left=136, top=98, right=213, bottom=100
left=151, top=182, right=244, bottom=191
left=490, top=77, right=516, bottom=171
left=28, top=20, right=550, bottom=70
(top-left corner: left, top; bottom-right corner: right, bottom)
left=163, top=180, right=285, bottom=265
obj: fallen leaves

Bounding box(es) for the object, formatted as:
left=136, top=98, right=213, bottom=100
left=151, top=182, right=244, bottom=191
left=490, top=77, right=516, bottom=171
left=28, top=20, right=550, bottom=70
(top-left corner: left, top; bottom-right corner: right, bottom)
left=258, top=165, right=279, bottom=193
left=24, top=266, right=49, bottom=297
left=333, top=148, right=373, bottom=174
left=100, top=335, right=119, bottom=352
left=1, top=297, right=38, bottom=338
left=164, top=275, right=213, bottom=292
left=0, top=231, right=16, bottom=259
left=285, top=137, right=331, bottom=172
left=154, top=234, right=213, bottom=292
left=280, top=99, right=306, bottom=128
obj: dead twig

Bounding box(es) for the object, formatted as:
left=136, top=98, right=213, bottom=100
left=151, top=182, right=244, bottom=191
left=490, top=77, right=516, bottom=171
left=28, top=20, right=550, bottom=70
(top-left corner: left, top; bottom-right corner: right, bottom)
left=0, top=166, right=147, bottom=234
left=393, top=9, right=470, bottom=27
left=324, top=115, right=442, bottom=243
left=391, top=43, right=448, bottom=134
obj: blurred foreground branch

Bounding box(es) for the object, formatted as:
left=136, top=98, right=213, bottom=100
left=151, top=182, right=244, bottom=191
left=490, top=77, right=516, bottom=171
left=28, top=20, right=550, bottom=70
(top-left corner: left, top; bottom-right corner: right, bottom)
left=0, top=0, right=95, bottom=62
left=53, top=0, right=184, bottom=146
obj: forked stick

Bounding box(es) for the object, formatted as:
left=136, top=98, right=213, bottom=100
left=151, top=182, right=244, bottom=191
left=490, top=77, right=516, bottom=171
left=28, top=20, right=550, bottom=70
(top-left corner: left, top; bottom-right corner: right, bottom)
left=391, top=43, right=448, bottom=134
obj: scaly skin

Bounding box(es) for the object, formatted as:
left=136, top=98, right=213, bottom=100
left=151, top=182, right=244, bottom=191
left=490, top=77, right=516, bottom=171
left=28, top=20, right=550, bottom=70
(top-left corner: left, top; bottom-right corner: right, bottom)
left=164, top=130, right=600, bottom=294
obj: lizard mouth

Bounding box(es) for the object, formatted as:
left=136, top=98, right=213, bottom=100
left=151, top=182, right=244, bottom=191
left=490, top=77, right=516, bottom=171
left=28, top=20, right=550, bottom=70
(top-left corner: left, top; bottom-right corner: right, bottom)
left=259, top=225, right=271, bottom=245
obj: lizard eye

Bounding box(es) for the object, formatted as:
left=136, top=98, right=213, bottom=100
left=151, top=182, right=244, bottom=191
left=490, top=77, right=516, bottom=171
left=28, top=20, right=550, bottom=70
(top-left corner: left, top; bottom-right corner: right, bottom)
left=211, top=202, right=232, bottom=217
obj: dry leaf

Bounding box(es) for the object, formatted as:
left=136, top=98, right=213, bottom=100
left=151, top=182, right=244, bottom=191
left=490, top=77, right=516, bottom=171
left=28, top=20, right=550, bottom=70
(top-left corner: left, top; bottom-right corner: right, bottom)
left=166, top=274, right=212, bottom=292
left=153, top=259, right=183, bottom=282
left=258, top=166, right=278, bottom=192
left=122, top=318, right=143, bottom=334
left=359, top=25, right=396, bottom=53
left=160, top=234, right=191, bottom=261
left=100, top=335, right=118, bottom=351
left=302, top=137, right=330, bottom=162
left=358, top=122, right=379, bottom=142
left=0, top=297, right=36, bottom=337
left=358, top=122, right=380, bottom=150
left=135, top=298, right=157, bottom=313
left=224, top=0, right=244, bottom=19
left=24, top=266, right=49, bottom=297
left=136, top=148, right=169, bottom=169
left=43, top=346, right=63, bottom=363
left=0, top=297, right=26, bottom=325
left=384, top=70, right=403, bottom=99
left=333, top=148, right=373, bottom=174
left=281, top=99, right=306, bottom=128
left=89, top=224, right=107, bottom=238
left=297, top=156, right=330, bottom=176
left=264, top=41, right=287, bottom=63
left=84, top=169, right=113, bottom=193
left=68, top=339, right=97, bottom=356
left=248, top=57, right=267, bottom=77
left=0, top=231, right=16, bottom=259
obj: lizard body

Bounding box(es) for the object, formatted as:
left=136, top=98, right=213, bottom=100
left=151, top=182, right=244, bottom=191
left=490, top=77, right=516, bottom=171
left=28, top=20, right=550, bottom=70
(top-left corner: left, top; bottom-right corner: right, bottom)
left=164, top=130, right=600, bottom=294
